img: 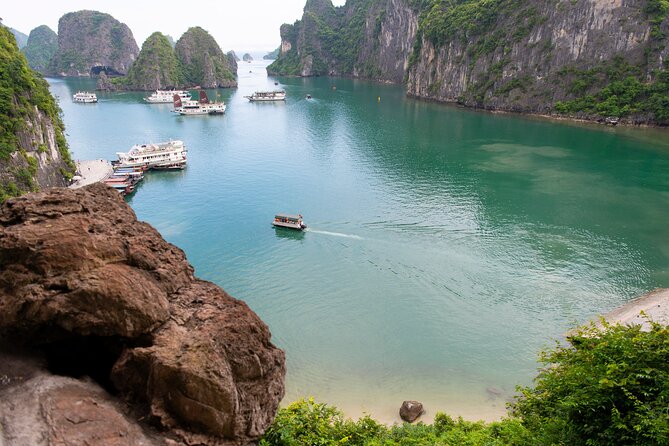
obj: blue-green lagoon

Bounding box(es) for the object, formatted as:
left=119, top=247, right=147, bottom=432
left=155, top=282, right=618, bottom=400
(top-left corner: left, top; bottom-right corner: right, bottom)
left=49, top=60, right=669, bottom=422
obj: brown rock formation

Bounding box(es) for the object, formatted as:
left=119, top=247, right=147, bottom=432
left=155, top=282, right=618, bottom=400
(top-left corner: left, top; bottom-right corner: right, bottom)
left=0, top=184, right=285, bottom=445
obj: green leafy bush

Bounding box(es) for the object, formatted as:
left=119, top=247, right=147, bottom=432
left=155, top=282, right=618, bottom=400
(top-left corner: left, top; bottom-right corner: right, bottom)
left=512, top=319, right=669, bottom=445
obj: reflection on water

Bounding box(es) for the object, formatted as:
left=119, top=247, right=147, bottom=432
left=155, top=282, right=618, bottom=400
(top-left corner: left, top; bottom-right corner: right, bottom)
left=274, top=227, right=306, bottom=241
left=49, top=61, right=669, bottom=423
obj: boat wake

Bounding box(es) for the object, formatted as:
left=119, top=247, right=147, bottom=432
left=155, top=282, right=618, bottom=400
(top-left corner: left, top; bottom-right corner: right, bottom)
left=306, top=229, right=363, bottom=240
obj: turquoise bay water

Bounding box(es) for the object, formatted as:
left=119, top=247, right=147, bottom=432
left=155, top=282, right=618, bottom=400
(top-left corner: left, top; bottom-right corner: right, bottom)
left=50, top=61, right=669, bottom=422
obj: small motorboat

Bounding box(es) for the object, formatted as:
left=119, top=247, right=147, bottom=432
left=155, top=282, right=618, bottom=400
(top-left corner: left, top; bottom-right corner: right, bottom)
left=272, top=213, right=307, bottom=230
left=306, top=94, right=312, bottom=99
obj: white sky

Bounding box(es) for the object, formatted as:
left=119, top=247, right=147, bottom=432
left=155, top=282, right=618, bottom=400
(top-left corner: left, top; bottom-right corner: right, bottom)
left=3, top=0, right=346, bottom=55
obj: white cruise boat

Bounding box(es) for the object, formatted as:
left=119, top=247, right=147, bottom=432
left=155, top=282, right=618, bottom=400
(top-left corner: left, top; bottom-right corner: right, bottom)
left=73, top=91, right=97, bottom=103
left=173, top=91, right=225, bottom=115
left=114, top=140, right=187, bottom=170
left=144, top=89, right=191, bottom=103
left=244, top=90, right=286, bottom=102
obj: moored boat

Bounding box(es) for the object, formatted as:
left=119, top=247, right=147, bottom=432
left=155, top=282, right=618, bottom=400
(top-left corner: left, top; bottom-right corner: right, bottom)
left=244, top=90, right=286, bottom=102
left=272, top=213, right=307, bottom=230
left=113, top=140, right=187, bottom=170
left=173, top=91, right=226, bottom=115
left=73, top=91, right=97, bottom=103
left=144, top=89, right=191, bottom=103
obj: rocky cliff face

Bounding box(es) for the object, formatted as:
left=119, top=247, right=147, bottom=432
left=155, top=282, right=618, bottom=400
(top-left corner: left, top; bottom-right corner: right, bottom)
left=406, top=0, right=668, bottom=122
left=268, top=0, right=417, bottom=80
left=176, top=27, right=237, bottom=88
left=271, top=0, right=669, bottom=123
left=47, top=10, right=139, bottom=77
left=22, top=25, right=58, bottom=73
left=0, top=26, right=75, bottom=203
left=0, top=183, right=286, bottom=445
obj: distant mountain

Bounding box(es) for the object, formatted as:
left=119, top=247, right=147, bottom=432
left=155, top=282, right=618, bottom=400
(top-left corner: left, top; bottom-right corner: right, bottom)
left=9, top=28, right=28, bottom=48
left=175, top=27, right=237, bottom=88
left=22, top=25, right=58, bottom=73
left=242, top=53, right=253, bottom=62
left=165, top=34, right=176, bottom=48
left=47, top=10, right=139, bottom=76
left=263, top=47, right=280, bottom=60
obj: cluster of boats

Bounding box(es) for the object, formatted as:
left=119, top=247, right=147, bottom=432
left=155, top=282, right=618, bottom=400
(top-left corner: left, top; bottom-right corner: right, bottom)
left=78, top=87, right=305, bottom=225
left=140, top=88, right=288, bottom=116
left=103, top=166, right=145, bottom=196
left=105, top=140, right=188, bottom=196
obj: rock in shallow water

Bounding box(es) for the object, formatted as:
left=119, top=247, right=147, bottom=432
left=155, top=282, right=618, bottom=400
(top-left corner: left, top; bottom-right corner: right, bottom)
left=0, top=184, right=285, bottom=445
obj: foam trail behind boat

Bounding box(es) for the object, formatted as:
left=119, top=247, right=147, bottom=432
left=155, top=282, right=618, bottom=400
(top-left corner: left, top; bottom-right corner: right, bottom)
left=306, top=229, right=363, bottom=240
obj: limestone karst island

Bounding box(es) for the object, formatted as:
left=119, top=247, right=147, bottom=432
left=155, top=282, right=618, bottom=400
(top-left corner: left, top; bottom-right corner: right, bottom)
left=1, top=1, right=669, bottom=444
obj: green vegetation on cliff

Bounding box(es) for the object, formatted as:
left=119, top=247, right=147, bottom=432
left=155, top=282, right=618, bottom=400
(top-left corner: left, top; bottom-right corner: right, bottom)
left=0, top=26, right=74, bottom=202
left=175, top=27, right=236, bottom=88
left=22, top=25, right=58, bottom=73
left=554, top=59, right=669, bottom=122
left=114, top=32, right=183, bottom=90
left=268, top=0, right=377, bottom=76
left=261, top=320, right=669, bottom=445
left=264, top=47, right=280, bottom=60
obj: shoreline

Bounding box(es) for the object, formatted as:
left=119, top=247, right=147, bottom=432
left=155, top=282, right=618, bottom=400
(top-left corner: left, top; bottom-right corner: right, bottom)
left=600, top=288, right=669, bottom=329
left=303, top=288, right=669, bottom=425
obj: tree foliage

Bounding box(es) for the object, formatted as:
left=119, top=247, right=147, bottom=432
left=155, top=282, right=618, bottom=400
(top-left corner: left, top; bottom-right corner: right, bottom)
left=512, top=319, right=669, bottom=446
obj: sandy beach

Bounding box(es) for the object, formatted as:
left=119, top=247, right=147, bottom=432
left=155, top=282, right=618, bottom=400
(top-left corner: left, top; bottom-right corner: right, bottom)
left=69, top=160, right=113, bottom=189
left=601, top=288, right=669, bottom=329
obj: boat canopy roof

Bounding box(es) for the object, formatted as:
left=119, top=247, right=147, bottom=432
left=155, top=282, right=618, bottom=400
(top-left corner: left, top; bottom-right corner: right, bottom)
left=275, top=213, right=302, bottom=221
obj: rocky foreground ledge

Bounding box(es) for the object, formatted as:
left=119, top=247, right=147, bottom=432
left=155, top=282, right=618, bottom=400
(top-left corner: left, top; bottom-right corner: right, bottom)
left=0, top=184, right=285, bottom=445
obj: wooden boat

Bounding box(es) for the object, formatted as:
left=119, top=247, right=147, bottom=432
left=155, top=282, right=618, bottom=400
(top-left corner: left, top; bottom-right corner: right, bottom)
left=173, top=91, right=225, bottom=115
left=272, top=214, right=307, bottom=230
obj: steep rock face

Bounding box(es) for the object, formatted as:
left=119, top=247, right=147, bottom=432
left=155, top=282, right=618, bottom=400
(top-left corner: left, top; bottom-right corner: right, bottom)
left=269, top=0, right=417, bottom=82
left=22, top=25, right=58, bottom=73
left=406, top=0, right=665, bottom=119
left=227, top=51, right=240, bottom=73
left=0, top=27, right=75, bottom=203
left=114, top=32, right=183, bottom=91
left=0, top=184, right=286, bottom=445
left=176, top=27, right=237, bottom=88
left=47, top=10, right=139, bottom=77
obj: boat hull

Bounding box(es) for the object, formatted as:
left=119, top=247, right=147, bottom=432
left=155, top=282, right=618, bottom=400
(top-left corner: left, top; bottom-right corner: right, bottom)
left=272, top=221, right=307, bottom=230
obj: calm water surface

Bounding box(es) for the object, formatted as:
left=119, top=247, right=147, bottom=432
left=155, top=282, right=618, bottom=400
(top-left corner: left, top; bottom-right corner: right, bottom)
left=49, top=61, right=669, bottom=422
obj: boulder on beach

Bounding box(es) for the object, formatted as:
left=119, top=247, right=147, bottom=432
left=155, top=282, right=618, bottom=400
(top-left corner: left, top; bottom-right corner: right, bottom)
left=399, top=400, right=424, bottom=423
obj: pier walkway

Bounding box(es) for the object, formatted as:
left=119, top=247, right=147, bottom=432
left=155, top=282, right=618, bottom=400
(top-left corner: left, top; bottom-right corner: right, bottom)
left=69, top=160, right=113, bottom=189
